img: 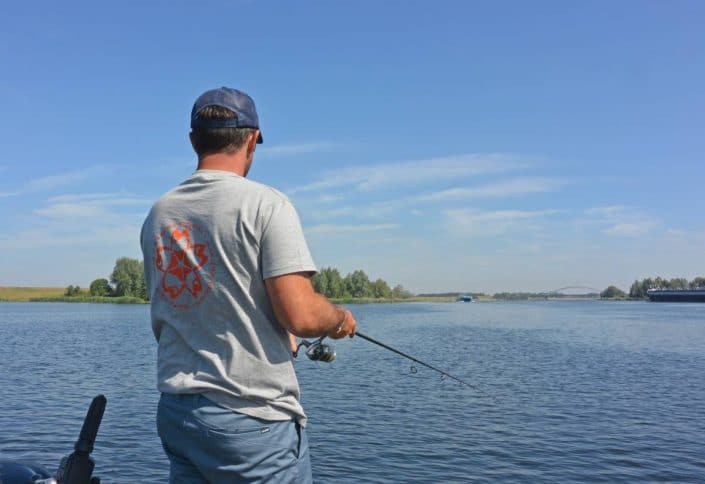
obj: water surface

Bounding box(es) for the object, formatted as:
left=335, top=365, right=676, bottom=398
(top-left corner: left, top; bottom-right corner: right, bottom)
left=1, top=301, right=703, bottom=482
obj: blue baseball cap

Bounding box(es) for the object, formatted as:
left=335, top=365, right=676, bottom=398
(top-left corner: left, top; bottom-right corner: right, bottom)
left=190, top=87, right=263, bottom=144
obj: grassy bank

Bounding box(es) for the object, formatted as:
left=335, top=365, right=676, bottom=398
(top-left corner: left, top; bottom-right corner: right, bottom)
left=0, top=287, right=147, bottom=304
left=0, top=286, right=64, bottom=301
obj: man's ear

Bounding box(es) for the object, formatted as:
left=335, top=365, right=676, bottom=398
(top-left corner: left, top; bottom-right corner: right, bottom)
left=246, top=130, right=259, bottom=155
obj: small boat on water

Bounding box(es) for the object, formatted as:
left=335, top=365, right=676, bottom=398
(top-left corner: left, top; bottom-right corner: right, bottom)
left=647, top=288, right=705, bottom=303
left=457, top=294, right=474, bottom=302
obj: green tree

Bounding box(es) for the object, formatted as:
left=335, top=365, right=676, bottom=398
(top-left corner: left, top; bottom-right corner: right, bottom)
left=310, top=266, right=400, bottom=299
left=311, top=269, right=329, bottom=296
left=111, top=257, right=146, bottom=298
left=345, top=270, right=372, bottom=298
left=64, top=285, right=81, bottom=296
left=690, top=277, right=705, bottom=289
left=654, top=276, right=668, bottom=289
left=669, top=278, right=688, bottom=290
left=325, top=268, right=345, bottom=298
left=629, top=280, right=645, bottom=299
left=372, top=278, right=392, bottom=298
left=391, top=284, right=412, bottom=299
left=89, top=278, right=112, bottom=297
left=137, top=273, right=149, bottom=301
left=601, top=285, right=626, bottom=299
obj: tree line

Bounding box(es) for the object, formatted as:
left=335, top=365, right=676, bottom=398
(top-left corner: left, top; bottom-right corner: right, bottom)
left=69, top=260, right=411, bottom=302
left=311, top=267, right=413, bottom=299
left=601, top=276, right=705, bottom=299
left=69, top=262, right=705, bottom=303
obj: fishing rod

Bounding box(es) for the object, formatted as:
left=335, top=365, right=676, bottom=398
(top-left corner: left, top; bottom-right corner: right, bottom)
left=355, top=331, right=473, bottom=388
left=294, top=331, right=493, bottom=399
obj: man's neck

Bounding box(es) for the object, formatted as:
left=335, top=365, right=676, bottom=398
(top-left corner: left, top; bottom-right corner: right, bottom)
left=197, top=152, right=248, bottom=177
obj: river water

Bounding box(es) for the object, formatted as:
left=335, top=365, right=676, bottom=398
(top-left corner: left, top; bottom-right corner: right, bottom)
left=0, top=301, right=703, bottom=482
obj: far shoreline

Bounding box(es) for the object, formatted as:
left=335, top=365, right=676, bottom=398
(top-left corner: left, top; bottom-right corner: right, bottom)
left=2, top=293, right=634, bottom=305
left=1, top=286, right=643, bottom=304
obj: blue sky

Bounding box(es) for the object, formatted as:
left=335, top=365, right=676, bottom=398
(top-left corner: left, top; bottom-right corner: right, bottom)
left=1, top=0, right=703, bottom=293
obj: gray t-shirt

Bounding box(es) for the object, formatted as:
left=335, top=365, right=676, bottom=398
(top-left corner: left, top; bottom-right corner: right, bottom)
left=140, top=169, right=316, bottom=425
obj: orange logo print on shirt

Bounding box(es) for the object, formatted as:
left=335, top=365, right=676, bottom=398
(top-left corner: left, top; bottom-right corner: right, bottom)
left=154, top=223, right=215, bottom=309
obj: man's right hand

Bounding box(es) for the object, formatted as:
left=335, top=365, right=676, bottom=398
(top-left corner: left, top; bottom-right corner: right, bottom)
left=327, top=307, right=356, bottom=339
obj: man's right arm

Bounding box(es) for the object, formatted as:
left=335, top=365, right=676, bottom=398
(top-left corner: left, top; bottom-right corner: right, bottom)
left=265, top=272, right=356, bottom=339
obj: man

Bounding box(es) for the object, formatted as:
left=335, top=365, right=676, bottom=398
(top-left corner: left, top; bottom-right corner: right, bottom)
left=140, top=86, right=356, bottom=483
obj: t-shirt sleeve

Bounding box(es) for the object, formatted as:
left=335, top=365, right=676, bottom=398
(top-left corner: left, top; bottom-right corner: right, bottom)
left=261, top=198, right=317, bottom=279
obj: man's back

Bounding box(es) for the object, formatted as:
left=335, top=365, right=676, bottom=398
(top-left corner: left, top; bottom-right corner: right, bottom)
left=141, top=169, right=315, bottom=424
left=143, top=86, right=355, bottom=483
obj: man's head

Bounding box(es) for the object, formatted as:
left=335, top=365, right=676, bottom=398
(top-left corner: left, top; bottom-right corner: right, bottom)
left=189, top=87, right=263, bottom=174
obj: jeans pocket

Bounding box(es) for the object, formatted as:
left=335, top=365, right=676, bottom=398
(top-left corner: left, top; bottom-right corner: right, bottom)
left=190, top=400, right=272, bottom=441
left=204, top=424, right=271, bottom=439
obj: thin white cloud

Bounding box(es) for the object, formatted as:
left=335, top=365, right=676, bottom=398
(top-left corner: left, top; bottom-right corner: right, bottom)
left=298, top=176, right=563, bottom=223
left=445, top=208, right=559, bottom=237
left=0, top=224, right=142, bottom=251
left=258, top=142, right=338, bottom=158
left=49, top=193, right=125, bottom=202
left=417, top=177, right=566, bottom=202
left=315, top=194, right=345, bottom=203
left=0, top=167, right=106, bottom=198
left=289, top=153, right=526, bottom=194
left=306, top=223, right=399, bottom=234
left=305, top=201, right=402, bottom=221
left=35, top=194, right=151, bottom=218
left=585, top=206, right=626, bottom=217
left=0, top=193, right=149, bottom=250
left=584, top=206, right=661, bottom=237
left=605, top=222, right=659, bottom=237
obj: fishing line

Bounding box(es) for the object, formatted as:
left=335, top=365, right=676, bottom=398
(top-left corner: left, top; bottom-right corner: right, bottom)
left=355, top=331, right=484, bottom=393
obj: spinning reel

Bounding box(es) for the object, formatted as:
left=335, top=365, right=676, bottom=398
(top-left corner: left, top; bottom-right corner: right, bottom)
left=293, top=337, right=336, bottom=363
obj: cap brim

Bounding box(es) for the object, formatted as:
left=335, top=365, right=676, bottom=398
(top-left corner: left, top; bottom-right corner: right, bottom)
left=257, top=132, right=263, bottom=144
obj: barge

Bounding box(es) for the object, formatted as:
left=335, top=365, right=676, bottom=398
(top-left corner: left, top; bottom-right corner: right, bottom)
left=647, top=288, right=705, bottom=303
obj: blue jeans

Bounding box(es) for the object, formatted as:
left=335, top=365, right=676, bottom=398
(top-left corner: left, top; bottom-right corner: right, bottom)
left=157, top=393, right=313, bottom=483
